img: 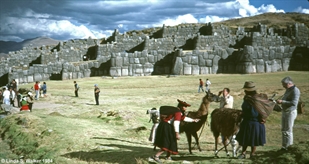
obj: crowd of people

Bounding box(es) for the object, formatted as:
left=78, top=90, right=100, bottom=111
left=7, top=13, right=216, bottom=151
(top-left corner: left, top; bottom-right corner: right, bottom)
left=150, top=76, right=301, bottom=162
left=0, top=80, right=47, bottom=112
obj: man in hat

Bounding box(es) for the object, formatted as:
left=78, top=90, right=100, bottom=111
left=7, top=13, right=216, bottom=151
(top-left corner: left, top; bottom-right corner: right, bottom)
left=276, top=76, right=300, bottom=151
left=94, top=84, right=100, bottom=105
left=151, top=99, right=199, bottom=162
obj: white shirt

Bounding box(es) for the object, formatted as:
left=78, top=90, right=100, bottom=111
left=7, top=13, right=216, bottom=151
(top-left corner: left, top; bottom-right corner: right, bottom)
left=206, top=80, right=211, bottom=86
left=219, top=94, right=234, bottom=108
left=2, top=90, right=10, bottom=99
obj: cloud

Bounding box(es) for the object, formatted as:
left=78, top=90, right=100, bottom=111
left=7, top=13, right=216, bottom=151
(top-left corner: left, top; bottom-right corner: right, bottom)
left=1, top=0, right=307, bottom=42
left=200, top=16, right=230, bottom=23
left=0, top=8, right=109, bottom=41
left=295, top=7, right=309, bottom=14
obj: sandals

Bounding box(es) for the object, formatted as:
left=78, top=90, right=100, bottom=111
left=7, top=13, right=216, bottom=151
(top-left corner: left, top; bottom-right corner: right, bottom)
left=250, top=154, right=256, bottom=159
left=151, top=155, right=162, bottom=163
left=165, top=156, right=172, bottom=160
left=238, top=153, right=246, bottom=159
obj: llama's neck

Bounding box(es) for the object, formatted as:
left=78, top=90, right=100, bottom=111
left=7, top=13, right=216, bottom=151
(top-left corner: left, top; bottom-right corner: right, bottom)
left=197, top=102, right=209, bottom=116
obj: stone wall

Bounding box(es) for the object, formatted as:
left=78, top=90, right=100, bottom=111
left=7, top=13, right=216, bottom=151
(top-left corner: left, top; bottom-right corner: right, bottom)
left=0, top=22, right=308, bottom=86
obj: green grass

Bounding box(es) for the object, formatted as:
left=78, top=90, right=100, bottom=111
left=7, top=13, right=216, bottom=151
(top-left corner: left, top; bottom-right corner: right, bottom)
left=0, top=71, right=309, bottom=163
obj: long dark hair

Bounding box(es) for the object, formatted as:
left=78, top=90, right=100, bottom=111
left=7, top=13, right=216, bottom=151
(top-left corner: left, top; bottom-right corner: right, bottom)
left=244, top=90, right=257, bottom=96
left=177, top=103, right=185, bottom=115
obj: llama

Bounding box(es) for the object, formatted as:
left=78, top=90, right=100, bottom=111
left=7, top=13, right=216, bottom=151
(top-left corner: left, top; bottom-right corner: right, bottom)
left=180, top=91, right=219, bottom=154
left=210, top=108, right=242, bottom=157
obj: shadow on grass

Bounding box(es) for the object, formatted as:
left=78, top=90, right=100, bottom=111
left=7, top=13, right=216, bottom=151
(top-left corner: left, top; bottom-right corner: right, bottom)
left=62, top=137, right=216, bottom=164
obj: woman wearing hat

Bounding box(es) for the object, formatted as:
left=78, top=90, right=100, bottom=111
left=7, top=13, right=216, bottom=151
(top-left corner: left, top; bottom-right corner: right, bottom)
left=151, top=99, right=199, bottom=162
left=236, top=81, right=267, bottom=159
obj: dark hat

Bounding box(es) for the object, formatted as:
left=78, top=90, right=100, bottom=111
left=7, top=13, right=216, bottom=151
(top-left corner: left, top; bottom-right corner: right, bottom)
left=243, top=81, right=256, bottom=91
left=177, top=99, right=191, bottom=107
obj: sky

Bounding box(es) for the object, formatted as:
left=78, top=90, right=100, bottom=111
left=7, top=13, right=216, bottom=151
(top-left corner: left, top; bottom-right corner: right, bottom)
left=0, top=0, right=308, bottom=42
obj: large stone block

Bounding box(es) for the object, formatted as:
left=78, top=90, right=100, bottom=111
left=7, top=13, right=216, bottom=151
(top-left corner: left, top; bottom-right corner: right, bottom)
left=183, top=63, right=192, bottom=75
left=236, top=62, right=255, bottom=74
left=192, top=65, right=199, bottom=75
left=121, top=67, right=129, bottom=76
left=34, top=73, right=42, bottom=81
left=255, top=59, right=265, bottom=73
left=191, top=56, right=199, bottom=65
left=205, top=60, right=212, bottom=67
left=110, top=67, right=122, bottom=77
left=172, top=57, right=183, bottom=75
left=115, top=57, right=123, bottom=67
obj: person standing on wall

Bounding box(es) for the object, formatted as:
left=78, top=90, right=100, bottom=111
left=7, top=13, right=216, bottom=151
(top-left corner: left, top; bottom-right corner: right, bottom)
left=198, top=79, right=204, bottom=93
left=205, top=79, right=211, bottom=92
left=94, top=84, right=100, bottom=105
left=276, top=76, right=300, bottom=151
left=74, top=81, right=79, bottom=97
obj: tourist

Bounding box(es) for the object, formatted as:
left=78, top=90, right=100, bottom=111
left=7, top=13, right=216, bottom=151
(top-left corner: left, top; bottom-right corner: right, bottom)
left=27, top=92, right=34, bottom=112
left=205, top=79, right=211, bottom=92
left=34, top=81, right=40, bottom=100
left=198, top=79, right=204, bottom=93
left=94, top=84, right=100, bottom=105
left=276, top=76, right=300, bottom=151
left=74, top=81, right=79, bottom=97
left=218, top=87, right=234, bottom=144
left=2, top=87, right=10, bottom=105
left=9, top=87, right=16, bottom=107
left=42, top=82, right=47, bottom=97
left=218, top=88, right=234, bottom=108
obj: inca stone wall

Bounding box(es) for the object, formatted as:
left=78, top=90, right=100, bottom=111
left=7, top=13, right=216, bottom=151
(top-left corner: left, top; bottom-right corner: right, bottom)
left=0, top=22, right=308, bottom=86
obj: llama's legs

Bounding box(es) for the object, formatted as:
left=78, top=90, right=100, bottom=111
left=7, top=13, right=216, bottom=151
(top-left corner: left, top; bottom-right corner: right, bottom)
left=185, top=132, right=193, bottom=154
left=230, top=135, right=238, bottom=157
left=222, top=136, right=229, bottom=156
left=214, top=135, right=219, bottom=156
left=192, top=132, right=202, bottom=152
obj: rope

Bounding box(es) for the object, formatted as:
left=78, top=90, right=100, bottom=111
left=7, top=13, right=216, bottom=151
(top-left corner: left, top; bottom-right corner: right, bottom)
left=192, top=121, right=207, bottom=148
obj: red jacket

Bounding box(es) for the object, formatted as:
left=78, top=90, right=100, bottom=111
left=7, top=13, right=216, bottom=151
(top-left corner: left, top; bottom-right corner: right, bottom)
left=34, top=84, right=39, bottom=90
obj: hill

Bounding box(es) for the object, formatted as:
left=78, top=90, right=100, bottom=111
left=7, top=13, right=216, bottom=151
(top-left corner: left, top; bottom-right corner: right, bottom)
left=0, top=36, right=60, bottom=54
left=214, top=12, right=309, bottom=29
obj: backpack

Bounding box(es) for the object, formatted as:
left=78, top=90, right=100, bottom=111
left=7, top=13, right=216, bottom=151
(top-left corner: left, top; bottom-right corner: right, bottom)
left=297, top=98, right=305, bottom=114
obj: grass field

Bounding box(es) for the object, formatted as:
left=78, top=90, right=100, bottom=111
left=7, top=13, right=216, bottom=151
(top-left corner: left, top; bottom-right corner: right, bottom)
left=0, top=71, right=309, bottom=164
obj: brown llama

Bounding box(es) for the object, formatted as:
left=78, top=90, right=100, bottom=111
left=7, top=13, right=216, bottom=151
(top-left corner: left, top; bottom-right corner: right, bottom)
left=210, top=108, right=243, bottom=157
left=180, top=91, right=219, bottom=154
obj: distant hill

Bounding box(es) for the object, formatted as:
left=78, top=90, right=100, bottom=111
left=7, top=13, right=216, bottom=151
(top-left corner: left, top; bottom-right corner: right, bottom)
left=0, top=36, right=60, bottom=55
left=214, top=12, right=309, bottom=29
